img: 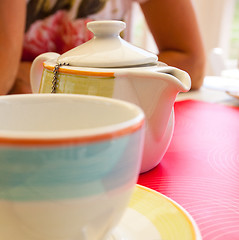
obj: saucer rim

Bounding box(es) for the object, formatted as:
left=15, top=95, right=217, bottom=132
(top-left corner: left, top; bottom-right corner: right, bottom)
left=127, top=184, right=202, bottom=240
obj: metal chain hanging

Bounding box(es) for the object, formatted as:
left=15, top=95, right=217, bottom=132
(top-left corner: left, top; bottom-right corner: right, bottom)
left=51, top=62, right=69, bottom=93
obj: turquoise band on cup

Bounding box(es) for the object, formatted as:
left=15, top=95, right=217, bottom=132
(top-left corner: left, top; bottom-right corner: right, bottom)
left=0, top=130, right=142, bottom=201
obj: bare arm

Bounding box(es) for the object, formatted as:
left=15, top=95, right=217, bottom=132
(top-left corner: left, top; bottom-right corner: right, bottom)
left=0, top=0, right=26, bottom=95
left=140, top=0, right=206, bottom=90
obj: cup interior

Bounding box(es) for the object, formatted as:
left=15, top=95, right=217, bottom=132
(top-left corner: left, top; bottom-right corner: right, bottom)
left=0, top=94, right=144, bottom=138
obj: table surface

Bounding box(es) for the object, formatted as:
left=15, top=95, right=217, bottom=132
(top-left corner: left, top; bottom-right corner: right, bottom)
left=176, top=86, right=239, bottom=107
left=137, top=79, right=239, bottom=240
left=177, top=73, right=239, bottom=107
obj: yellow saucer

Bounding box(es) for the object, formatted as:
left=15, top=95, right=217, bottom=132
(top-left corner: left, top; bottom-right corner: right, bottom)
left=111, top=184, right=201, bottom=240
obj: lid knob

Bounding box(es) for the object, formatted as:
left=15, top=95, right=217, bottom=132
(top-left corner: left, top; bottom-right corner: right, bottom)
left=87, top=20, right=126, bottom=37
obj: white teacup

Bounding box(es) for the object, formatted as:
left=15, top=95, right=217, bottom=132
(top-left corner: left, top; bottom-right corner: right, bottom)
left=0, top=94, right=145, bottom=240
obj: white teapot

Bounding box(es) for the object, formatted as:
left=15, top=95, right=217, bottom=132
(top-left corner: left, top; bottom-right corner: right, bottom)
left=30, top=20, right=191, bottom=173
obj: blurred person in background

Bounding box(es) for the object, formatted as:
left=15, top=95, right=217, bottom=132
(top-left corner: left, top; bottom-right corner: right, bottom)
left=0, top=0, right=205, bottom=95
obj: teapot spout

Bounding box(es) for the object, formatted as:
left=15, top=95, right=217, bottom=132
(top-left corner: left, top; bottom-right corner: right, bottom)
left=115, top=67, right=191, bottom=131
left=115, top=66, right=191, bottom=106
left=157, top=66, right=191, bottom=93
left=114, top=67, right=191, bottom=172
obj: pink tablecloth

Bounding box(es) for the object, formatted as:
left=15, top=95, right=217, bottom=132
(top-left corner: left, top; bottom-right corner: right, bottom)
left=138, top=100, right=239, bottom=240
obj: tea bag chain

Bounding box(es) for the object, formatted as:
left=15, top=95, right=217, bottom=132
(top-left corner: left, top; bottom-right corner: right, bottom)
left=52, top=62, right=70, bottom=93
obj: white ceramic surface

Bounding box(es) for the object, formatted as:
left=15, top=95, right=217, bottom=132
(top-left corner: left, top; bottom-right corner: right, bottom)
left=0, top=94, right=145, bottom=240
left=58, top=20, right=158, bottom=67
left=30, top=20, right=191, bottom=173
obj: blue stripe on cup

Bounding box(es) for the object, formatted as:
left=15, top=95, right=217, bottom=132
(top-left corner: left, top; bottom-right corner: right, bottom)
left=0, top=130, right=143, bottom=201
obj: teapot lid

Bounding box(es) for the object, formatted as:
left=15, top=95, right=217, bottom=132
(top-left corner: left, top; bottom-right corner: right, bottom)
left=57, top=20, right=158, bottom=68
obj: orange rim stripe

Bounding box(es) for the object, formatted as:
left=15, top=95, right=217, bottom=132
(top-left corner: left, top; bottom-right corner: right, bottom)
left=0, top=119, right=144, bottom=147
left=43, top=63, right=115, bottom=77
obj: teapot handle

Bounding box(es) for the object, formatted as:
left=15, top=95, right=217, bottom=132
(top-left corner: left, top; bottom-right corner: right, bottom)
left=30, top=52, right=60, bottom=93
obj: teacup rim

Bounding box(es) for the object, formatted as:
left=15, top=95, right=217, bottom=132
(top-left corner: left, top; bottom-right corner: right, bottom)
left=0, top=94, right=145, bottom=146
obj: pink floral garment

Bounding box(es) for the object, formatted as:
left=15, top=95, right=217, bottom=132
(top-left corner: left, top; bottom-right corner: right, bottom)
left=23, top=11, right=93, bottom=61
left=22, top=0, right=148, bottom=61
